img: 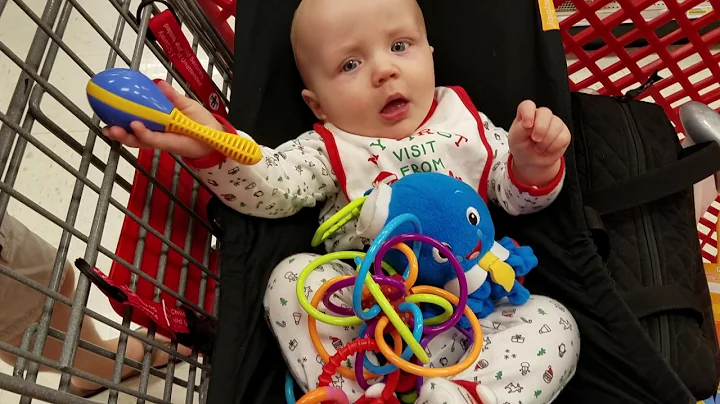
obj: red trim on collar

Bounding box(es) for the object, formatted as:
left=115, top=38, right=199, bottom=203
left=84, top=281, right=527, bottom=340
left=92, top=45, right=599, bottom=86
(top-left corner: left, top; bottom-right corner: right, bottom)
left=313, top=123, right=349, bottom=199
left=418, top=98, right=439, bottom=128
left=446, top=86, right=493, bottom=202
left=312, top=94, right=440, bottom=200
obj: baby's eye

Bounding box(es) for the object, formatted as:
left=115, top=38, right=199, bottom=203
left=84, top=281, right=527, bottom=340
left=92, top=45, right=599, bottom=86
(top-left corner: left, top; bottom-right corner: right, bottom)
left=391, top=41, right=408, bottom=53
left=342, top=60, right=360, bottom=72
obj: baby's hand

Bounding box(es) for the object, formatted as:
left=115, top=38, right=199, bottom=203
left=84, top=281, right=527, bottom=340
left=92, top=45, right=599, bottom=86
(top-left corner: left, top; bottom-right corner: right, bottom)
left=507, top=100, right=570, bottom=186
left=103, top=80, right=222, bottom=159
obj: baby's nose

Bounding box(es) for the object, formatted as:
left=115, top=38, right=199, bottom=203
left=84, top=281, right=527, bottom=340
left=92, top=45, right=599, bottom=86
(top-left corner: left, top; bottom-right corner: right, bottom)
left=372, top=61, right=399, bottom=86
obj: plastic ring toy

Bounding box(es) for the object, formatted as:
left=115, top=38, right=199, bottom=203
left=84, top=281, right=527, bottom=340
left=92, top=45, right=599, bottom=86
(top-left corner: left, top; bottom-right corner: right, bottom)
left=353, top=238, right=428, bottom=364
left=322, top=276, right=406, bottom=316
left=377, top=233, right=468, bottom=337
left=295, top=386, right=349, bottom=404
left=375, top=285, right=483, bottom=378
left=354, top=328, right=403, bottom=391
left=353, top=214, right=422, bottom=321
left=308, top=276, right=379, bottom=381
left=360, top=303, right=423, bottom=376
left=311, top=196, right=368, bottom=247
left=394, top=242, right=418, bottom=290
left=405, top=294, right=453, bottom=326
left=285, top=371, right=296, bottom=404
left=372, top=243, right=419, bottom=291
left=363, top=276, right=428, bottom=363
left=297, top=251, right=395, bottom=327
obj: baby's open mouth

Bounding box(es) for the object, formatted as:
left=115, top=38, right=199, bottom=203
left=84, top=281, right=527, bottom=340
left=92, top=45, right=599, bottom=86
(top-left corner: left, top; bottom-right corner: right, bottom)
left=380, top=94, right=410, bottom=121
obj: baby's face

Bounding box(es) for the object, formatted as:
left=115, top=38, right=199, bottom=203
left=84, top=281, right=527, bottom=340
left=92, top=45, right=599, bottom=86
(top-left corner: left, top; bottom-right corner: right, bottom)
left=295, top=0, right=435, bottom=139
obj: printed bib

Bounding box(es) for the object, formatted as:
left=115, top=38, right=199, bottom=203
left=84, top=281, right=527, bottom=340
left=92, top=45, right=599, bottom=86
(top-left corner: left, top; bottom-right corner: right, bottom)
left=315, top=86, right=493, bottom=202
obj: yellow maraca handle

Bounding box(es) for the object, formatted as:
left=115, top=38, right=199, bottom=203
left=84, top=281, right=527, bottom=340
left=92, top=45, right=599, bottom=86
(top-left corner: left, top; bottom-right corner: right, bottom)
left=168, top=109, right=263, bottom=165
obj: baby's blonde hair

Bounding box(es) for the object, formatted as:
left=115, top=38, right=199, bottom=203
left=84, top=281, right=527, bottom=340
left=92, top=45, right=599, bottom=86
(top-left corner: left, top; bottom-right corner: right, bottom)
left=290, top=1, right=312, bottom=85
left=290, top=0, right=427, bottom=86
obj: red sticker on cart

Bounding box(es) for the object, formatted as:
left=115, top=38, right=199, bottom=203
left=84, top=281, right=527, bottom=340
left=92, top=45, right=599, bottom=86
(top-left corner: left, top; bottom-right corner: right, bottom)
left=148, top=10, right=228, bottom=118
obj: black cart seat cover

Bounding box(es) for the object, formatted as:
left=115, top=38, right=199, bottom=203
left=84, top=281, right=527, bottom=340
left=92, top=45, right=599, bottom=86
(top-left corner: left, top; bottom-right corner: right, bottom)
left=206, top=1, right=708, bottom=403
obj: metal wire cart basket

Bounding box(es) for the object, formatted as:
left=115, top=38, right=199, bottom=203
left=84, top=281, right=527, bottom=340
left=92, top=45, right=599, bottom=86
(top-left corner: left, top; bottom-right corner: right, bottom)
left=2, top=0, right=720, bottom=403
left=0, top=0, right=233, bottom=402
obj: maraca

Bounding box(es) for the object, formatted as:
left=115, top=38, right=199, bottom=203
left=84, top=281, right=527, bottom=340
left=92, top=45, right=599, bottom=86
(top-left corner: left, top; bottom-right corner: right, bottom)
left=86, top=68, right=262, bottom=165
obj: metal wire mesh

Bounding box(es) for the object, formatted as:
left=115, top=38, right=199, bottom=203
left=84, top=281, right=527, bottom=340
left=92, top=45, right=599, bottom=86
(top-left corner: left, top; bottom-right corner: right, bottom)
left=0, top=0, right=229, bottom=402
left=556, top=0, right=720, bottom=135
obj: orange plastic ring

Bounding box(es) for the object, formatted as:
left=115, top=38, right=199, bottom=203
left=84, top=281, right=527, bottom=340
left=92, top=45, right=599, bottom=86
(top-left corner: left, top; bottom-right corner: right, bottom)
left=394, top=243, right=418, bottom=290
left=296, top=386, right=349, bottom=404
left=308, top=276, right=399, bottom=381
left=374, top=285, right=483, bottom=377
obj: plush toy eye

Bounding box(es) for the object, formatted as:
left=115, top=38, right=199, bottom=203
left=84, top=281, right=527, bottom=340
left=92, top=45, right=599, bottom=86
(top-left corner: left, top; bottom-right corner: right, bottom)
left=467, top=207, right=480, bottom=226
left=432, top=243, right=452, bottom=264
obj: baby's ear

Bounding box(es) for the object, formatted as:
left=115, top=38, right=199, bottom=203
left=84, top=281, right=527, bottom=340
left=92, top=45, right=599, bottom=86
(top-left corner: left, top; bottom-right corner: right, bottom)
left=301, top=89, right=327, bottom=121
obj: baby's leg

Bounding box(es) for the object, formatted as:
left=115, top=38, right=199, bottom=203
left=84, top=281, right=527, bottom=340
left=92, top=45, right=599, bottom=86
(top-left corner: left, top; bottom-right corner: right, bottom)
left=263, top=253, right=368, bottom=403
left=418, top=295, right=580, bottom=404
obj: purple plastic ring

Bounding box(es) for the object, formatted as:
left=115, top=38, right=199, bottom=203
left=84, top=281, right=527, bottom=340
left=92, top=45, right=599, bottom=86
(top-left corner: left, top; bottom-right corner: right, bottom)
left=354, top=320, right=376, bottom=390
left=374, top=233, right=469, bottom=336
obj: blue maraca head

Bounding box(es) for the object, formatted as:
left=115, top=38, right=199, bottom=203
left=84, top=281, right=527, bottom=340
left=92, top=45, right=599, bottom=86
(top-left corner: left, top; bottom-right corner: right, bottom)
left=86, top=68, right=175, bottom=132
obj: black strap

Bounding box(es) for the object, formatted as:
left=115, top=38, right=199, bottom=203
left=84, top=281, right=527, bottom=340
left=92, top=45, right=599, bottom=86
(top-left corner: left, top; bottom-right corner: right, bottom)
left=586, top=141, right=720, bottom=215
left=206, top=196, right=225, bottom=242
left=624, top=70, right=662, bottom=100
left=584, top=206, right=610, bottom=264
left=622, top=285, right=706, bottom=326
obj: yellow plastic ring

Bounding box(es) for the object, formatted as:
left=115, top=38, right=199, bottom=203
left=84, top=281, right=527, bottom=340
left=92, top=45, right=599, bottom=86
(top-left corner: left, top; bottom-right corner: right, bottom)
left=364, top=243, right=428, bottom=364
left=374, top=286, right=483, bottom=377
left=311, top=196, right=368, bottom=247
left=405, top=294, right=454, bottom=326
left=297, top=251, right=394, bottom=327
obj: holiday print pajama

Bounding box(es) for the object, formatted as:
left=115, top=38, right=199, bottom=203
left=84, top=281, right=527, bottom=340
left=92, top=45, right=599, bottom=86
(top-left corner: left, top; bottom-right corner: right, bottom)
left=264, top=254, right=580, bottom=404
left=187, top=87, right=565, bottom=254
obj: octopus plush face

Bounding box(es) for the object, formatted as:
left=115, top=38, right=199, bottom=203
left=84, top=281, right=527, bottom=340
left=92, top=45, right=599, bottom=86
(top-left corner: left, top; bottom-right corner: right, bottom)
left=424, top=184, right=496, bottom=278
left=357, top=172, right=495, bottom=287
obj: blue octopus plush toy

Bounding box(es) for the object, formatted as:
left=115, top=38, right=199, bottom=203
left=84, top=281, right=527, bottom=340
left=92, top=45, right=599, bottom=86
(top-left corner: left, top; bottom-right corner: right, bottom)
left=357, top=172, right=538, bottom=328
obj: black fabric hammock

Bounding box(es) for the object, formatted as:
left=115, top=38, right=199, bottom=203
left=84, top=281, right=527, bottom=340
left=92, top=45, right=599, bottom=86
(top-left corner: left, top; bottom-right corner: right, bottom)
left=204, top=1, right=717, bottom=403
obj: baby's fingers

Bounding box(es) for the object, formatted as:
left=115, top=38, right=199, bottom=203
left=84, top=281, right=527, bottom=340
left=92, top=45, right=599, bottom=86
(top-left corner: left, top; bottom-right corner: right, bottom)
left=102, top=122, right=166, bottom=150
left=103, top=125, right=150, bottom=149
left=156, top=80, right=196, bottom=111
left=516, top=100, right=537, bottom=129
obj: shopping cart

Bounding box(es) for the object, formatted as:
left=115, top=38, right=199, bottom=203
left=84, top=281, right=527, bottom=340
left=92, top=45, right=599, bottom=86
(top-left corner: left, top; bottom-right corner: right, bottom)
left=0, top=0, right=232, bottom=403
left=2, top=1, right=720, bottom=404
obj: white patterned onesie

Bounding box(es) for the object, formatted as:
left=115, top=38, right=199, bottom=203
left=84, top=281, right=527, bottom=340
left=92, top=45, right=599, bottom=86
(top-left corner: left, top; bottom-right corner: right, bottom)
left=263, top=254, right=580, bottom=403
left=182, top=86, right=578, bottom=403
left=185, top=86, right=566, bottom=252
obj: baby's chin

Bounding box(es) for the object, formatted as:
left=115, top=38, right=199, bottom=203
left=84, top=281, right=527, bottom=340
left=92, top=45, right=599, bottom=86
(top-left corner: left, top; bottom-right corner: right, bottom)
left=352, top=118, right=425, bottom=140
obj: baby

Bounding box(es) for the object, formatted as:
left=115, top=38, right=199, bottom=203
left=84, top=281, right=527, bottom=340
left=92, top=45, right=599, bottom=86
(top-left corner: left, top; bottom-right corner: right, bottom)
left=105, top=0, right=579, bottom=402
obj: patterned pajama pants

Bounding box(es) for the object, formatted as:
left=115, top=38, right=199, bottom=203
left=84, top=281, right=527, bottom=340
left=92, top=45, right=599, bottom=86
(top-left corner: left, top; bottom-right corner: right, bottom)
left=263, top=254, right=580, bottom=404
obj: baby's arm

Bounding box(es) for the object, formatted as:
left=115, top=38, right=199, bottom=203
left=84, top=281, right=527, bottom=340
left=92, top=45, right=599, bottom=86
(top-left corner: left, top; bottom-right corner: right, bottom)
left=103, top=81, right=338, bottom=218
left=185, top=122, right=338, bottom=218
left=482, top=111, right=565, bottom=215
